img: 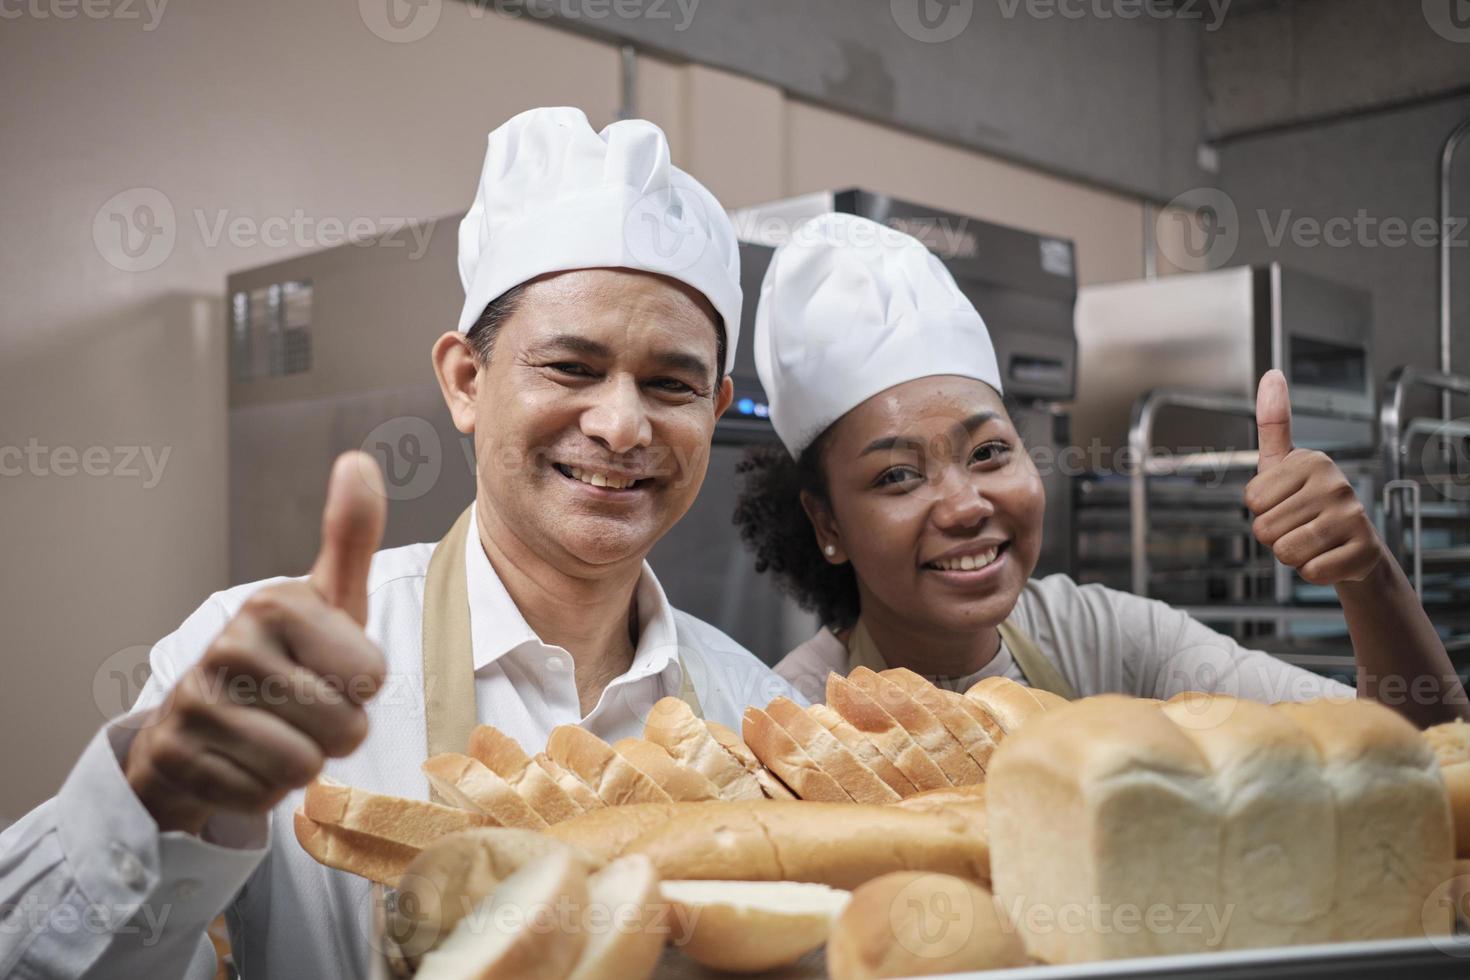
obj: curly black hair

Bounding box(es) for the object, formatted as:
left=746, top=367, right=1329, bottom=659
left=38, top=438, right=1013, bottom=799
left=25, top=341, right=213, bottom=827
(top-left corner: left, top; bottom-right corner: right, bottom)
left=732, top=428, right=861, bottom=630
left=733, top=392, right=1024, bottom=630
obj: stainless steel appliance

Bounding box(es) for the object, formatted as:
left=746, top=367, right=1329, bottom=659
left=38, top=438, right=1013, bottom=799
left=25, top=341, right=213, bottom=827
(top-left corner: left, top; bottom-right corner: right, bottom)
left=730, top=189, right=1081, bottom=578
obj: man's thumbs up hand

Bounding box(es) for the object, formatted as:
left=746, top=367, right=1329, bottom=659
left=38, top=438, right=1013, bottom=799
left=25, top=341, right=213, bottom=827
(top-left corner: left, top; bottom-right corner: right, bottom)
left=126, top=452, right=390, bottom=834
left=1244, top=371, right=1383, bottom=586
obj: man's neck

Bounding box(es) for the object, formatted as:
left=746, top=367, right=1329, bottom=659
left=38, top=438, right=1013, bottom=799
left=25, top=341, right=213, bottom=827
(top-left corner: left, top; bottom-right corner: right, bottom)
left=475, top=501, right=642, bottom=713
left=855, top=593, right=1002, bottom=680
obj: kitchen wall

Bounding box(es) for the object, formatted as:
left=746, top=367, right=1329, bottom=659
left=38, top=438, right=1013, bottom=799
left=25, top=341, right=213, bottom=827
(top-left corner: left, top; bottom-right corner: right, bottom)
left=0, top=4, right=1157, bottom=820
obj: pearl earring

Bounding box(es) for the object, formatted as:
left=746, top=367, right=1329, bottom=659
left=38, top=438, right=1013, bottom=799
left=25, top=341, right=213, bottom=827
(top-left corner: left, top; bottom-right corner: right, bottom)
left=824, top=544, right=837, bottom=557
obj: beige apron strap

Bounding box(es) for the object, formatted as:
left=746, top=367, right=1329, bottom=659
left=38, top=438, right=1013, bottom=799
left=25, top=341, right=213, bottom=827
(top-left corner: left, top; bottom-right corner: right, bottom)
left=844, top=620, right=889, bottom=675
left=421, top=507, right=479, bottom=795
left=997, top=620, right=1077, bottom=700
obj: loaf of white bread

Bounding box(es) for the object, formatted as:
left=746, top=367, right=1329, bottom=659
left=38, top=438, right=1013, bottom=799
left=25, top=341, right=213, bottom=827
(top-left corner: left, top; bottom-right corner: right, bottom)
left=989, top=694, right=1455, bottom=965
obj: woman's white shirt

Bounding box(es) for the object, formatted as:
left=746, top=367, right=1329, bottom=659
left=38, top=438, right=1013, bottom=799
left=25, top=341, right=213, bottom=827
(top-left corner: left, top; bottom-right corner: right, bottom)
left=775, top=573, right=1356, bottom=705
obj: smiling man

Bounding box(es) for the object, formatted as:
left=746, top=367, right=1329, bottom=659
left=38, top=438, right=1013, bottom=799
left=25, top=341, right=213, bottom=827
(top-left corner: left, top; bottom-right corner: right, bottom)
left=0, top=107, right=803, bottom=979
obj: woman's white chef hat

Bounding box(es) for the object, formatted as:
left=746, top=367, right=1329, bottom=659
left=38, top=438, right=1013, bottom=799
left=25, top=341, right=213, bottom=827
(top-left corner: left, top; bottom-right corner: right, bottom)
left=457, top=106, right=742, bottom=374
left=754, top=212, right=1003, bottom=457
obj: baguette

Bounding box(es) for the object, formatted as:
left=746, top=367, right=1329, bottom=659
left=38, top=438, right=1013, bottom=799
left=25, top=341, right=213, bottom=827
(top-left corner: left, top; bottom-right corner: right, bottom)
left=850, top=668, right=983, bottom=785
left=882, top=668, right=1002, bottom=775
left=891, top=783, right=987, bottom=811
left=613, top=737, right=721, bottom=802
left=547, top=725, right=674, bottom=807
left=545, top=802, right=705, bottom=863
left=293, top=809, right=421, bottom=887
left=828, top=674, right=949, bottom=792
left=625, top=800, right=990, bottom=889
left=421, top=754, right=549, bottom=830
left=808, top=703, right=917, bottom=797
left=468, top=725, right=585, bottom=825
left=765, top=697, right=898, bottom=804
left=643, top=697, right=765, bottom=801
left=534, top=752, right=607, bottom=815
left=743, top=705, right=853, bottom=802
left=963, top=676, right=1055, bottom=734
left=303, top=776, right=495, bottom=850
left=707, top=720, right=797, bottom=800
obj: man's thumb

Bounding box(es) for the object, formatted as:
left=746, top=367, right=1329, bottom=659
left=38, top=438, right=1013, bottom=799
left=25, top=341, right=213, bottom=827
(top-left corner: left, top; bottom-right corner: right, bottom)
left=309, top=451, right=387, bottom=626
left=1255, top=369, right=1294, bottom=472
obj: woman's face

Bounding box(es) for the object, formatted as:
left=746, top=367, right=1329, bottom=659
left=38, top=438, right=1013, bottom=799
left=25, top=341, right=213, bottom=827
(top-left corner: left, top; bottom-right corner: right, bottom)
left=806, top=375, right=1046, bottom=634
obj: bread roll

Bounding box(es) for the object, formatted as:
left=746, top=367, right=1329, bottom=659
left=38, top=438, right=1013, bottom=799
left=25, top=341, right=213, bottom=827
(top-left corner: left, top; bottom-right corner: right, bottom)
left=849, top=668, right=983, bottom=785
left=1423, top=719, right=1470, bottom=858
left=828, top=674, right=949, bottom=792
left=882, top=668, right=1001, bottom=775
left=765, top=697, right=899, bottom=804
left=625, top=800, right=990, bottom=889
left=742, top=705, right=853, bottom=802
left=303, top=776, right=495, bottom=850
left=662, top=879, right=849, bottom=973
left=707, top=721, right=796, bottom=800
left=547, top=725, right=674, bottom=807
left=534, top=753, right=606, bottom=815
left=293, top=809, right=419, bottom=887
left=389, top=827, right=601, bottom=964
left=1276, top=698, right=1454, bottom=940
left=566, top=855, right=665, bottom=980
left=988, top=695, right=1223, bottom=963
left=468, top=725, right=586, bottom=825
left=808, top=703, right=917, bottom=797
left=891, top=783, right=986, bottom=811
left=1160, top=695, right=1336, bottom=948
left=413, top=850, right=589, bottom=980
left=422, top=754, right=549, bottom=830
left=643, top=697, right=765, bottom=801
left=827, top=872, right=1028, bottom=979
left=612, top=738, right=721, bottom=802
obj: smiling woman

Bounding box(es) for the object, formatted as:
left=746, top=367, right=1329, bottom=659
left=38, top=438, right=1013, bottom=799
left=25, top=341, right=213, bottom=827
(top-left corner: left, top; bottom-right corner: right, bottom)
left=735, top=213, right=1466, bottom=726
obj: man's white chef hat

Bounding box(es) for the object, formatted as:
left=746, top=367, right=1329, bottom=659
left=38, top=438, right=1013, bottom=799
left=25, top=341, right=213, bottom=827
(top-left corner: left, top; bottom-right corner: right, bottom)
left=457, top=106, right=742, bottom=375
left=754, top=212, right=1003, bottom=457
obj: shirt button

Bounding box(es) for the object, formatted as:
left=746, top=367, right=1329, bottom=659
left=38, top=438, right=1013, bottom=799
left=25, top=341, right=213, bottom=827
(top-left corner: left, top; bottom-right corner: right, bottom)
left=174, top=879, right=202, bottom=901
left=110, top=842, right=147, bottom=891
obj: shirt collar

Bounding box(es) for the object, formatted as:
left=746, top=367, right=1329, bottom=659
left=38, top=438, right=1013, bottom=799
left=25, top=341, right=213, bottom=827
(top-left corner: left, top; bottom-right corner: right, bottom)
left=463, top=506, right=683, bottom=681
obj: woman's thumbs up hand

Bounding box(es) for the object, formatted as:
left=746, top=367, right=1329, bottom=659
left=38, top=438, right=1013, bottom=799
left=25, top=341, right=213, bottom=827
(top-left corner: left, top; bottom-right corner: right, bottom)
left=1244, top=370, right=1384, bottom=586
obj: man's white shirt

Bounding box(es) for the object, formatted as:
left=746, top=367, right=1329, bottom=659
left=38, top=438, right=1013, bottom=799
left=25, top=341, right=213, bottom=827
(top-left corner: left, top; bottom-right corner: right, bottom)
left=0, top=508, right=804, bottom=979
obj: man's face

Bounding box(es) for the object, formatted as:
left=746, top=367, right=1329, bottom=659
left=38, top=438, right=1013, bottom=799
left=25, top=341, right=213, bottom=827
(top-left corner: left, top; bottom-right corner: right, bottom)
left=467, top=268, right=732, bottom=574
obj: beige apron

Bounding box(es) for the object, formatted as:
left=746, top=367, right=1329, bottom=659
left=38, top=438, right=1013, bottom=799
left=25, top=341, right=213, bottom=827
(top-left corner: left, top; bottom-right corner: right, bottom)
left=846, top=617, right=1077, bottom=700
left=419, top=507, right=704, bottom=797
